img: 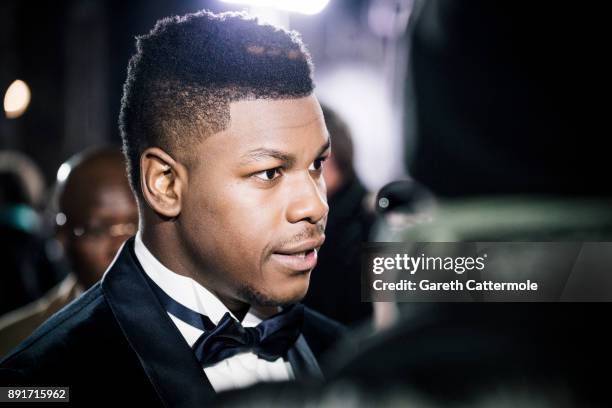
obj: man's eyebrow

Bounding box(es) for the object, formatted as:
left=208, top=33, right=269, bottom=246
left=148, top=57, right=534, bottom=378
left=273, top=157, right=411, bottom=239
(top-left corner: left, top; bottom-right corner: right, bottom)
left=239, top=137, right=331, bottom=166
left=240, top=149, right=296, bottom=166
left=317, top=138, right=331, bottom=157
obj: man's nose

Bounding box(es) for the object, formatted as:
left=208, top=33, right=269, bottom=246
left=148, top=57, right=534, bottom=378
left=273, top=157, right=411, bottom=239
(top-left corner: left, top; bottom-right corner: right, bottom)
left=286, top=173, right=328, bottom=225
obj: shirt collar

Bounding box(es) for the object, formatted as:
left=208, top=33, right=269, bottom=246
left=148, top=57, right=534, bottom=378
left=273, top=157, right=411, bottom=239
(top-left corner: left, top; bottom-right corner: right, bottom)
left=134, top=231, right=262, bottom=327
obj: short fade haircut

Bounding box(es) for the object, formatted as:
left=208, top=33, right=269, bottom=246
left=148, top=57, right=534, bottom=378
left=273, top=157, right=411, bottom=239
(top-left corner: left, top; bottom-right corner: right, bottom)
left=119, top=10, right=315, bottom=197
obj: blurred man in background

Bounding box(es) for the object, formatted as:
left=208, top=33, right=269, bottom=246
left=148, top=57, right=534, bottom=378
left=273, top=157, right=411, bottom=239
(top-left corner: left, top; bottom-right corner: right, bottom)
left=53, top=147, right=138, bottom=289
left=303, top=104, right=373, bottom=327
left=0, top=147, right=137, bottom=356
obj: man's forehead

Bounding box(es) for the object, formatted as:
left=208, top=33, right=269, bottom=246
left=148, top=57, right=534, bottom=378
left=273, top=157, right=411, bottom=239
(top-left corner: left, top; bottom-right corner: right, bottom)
left=227, top=96, right=323, bottom=133
left=200, top=95, right=328, bottom=162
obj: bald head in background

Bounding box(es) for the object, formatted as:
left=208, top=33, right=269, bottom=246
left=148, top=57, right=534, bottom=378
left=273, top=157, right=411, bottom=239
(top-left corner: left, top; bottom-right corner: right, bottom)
left=56, top=148, right=138, bottom=289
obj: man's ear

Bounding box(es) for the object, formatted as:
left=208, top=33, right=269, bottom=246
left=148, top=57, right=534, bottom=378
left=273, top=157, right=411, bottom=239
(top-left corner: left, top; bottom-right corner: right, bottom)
left=140, top=147, right=187, bottom=218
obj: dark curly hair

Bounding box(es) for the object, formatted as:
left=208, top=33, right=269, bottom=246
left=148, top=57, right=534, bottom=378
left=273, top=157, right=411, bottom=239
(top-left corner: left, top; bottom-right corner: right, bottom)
left=119, top=10, right=314, bottom=197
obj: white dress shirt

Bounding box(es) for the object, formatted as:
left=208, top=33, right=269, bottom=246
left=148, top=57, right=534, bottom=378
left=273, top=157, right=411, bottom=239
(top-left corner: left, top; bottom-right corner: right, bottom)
left=134, top=232, right=294, bottom=393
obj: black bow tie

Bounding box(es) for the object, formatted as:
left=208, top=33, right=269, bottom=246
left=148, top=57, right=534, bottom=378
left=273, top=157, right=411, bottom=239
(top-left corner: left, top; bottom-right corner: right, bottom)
left=192, top=304, right=304, bottom=367
left=143, top=270, right=303, bottom=367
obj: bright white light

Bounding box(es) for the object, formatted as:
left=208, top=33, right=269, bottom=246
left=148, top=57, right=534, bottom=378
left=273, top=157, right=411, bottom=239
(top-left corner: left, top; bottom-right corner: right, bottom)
left=4, top=79, right=31, bottom=119
left=55, top=213, right=67, bottom=226
left=249, top=6, right=289, bottom=28
left=220, top=0, right=330, bottom=15
left=57, top=163, right=72, bottom=183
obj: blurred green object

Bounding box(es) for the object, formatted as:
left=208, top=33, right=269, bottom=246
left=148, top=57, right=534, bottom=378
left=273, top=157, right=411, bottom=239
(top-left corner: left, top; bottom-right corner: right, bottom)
left=0, top=204, right=40, bottom=234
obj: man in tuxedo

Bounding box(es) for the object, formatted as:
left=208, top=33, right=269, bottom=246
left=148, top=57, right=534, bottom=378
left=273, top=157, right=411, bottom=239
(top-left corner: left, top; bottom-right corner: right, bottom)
left=0, top=10, right=344, bottom=406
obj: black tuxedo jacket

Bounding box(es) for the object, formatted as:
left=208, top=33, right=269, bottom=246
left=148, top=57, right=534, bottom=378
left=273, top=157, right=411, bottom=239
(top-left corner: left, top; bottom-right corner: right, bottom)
left=0, top=238, right=345, bottom=406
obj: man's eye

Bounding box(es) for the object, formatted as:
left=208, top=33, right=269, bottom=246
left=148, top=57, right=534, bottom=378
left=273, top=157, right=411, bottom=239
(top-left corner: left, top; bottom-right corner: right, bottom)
left=253, top=168, right=282, bottom=182
left=309, top=157, right=327, bottom=171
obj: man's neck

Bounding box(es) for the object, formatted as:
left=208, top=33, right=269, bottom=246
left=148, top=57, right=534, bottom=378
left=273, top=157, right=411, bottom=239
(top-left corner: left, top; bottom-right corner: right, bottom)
left=140, top=225, right=254, bottom=319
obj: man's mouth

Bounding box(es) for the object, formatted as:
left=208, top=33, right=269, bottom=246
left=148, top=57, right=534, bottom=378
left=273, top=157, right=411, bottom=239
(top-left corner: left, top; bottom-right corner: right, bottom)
left=271, top=237, right=325, bottom=272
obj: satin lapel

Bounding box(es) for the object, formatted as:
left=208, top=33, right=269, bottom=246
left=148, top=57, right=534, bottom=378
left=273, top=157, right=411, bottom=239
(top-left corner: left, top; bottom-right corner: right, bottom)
left=101, top=238, right=216, bottom=407
left=287, top=334, right=324, bottom=381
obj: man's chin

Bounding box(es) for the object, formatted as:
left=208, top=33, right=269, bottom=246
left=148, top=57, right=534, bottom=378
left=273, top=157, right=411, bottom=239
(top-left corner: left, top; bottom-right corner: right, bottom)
left=238, top=283, right=309, bottom=308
